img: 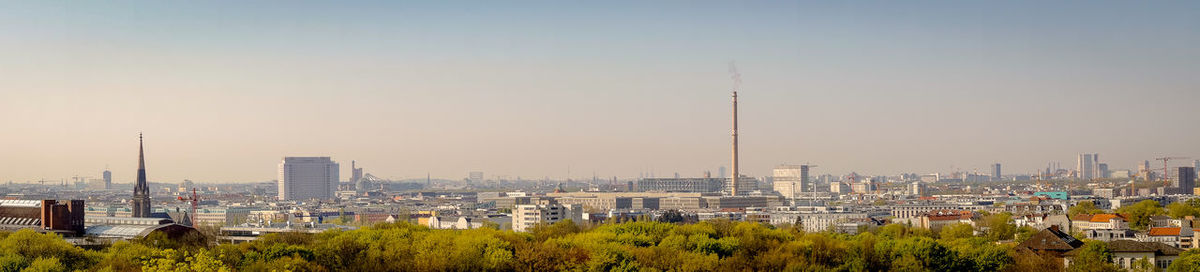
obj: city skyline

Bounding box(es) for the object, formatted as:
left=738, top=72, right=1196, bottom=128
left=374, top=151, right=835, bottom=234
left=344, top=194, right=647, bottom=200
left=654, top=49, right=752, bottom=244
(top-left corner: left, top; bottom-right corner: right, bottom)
left=2, top=1, right=1198, bottom=182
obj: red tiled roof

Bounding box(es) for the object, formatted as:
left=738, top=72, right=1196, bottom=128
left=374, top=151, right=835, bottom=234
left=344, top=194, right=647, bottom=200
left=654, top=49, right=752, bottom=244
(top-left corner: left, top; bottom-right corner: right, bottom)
left=1149, top=227, right=1181, bottom=236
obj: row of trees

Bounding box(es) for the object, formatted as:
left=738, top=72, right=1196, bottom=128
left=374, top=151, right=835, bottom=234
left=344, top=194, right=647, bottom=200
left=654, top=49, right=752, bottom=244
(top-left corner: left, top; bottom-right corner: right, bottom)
left=0, top=218, right=1153, bottom=272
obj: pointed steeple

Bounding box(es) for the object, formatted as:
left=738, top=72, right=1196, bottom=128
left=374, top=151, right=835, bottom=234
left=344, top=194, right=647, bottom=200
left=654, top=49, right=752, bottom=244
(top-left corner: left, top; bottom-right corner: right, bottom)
left=138, top=133, right=145, bottom=170
left=132, top=132, right=152, bottom=218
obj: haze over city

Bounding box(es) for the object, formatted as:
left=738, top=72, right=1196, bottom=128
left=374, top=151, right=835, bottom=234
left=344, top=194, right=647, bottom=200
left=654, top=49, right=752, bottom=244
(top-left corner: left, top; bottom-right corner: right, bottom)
left=2, top=1, right=1197, bottom=183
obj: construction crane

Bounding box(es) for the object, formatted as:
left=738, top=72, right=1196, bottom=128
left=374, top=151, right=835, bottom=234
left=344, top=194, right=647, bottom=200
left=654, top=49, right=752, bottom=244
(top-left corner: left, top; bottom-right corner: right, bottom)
left=1156, top=157, right=1191, bottom=187
left=176, top=188, right=199, bottom=227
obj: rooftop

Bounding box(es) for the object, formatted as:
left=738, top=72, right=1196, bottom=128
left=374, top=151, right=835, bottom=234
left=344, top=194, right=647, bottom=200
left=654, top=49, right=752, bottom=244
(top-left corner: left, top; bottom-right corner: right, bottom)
left=1070, top=213, right=1128, bottom=223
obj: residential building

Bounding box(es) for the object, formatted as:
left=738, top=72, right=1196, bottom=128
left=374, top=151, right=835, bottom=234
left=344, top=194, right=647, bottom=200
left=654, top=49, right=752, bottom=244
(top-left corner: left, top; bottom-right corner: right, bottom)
left=1015, top=226, right=1083, bottom=258
left=1072, top=213, right=1130, bottom=230
left=512, top=202, right=582, bottom=232
left=1014, top=214, right=1071, bottom=233
left=1140, top=227, right=1196, bottom=249
left=1065, top=240, right=1181, bottom=271
left=1072, top=213, right=1135, bottom=241
left=427, top=216, right=483, bottom=230
left=769, top=211, right=869, bottom=233
left=278, top=157, right=340, bottom=201
left=918, top=210, right=976, bottom=231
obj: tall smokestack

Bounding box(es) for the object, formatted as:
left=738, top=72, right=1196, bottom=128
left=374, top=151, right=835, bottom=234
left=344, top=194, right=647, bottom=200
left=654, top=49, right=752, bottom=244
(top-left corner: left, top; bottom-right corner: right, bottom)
left=731, top=90, right=739, bottom=196
left=729, top=62, right=741, bottom=196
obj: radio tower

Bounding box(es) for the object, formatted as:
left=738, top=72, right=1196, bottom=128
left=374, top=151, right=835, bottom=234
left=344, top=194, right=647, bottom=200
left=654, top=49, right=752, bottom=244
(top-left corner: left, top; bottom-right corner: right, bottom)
left=730, top=62, right=742, bottom=196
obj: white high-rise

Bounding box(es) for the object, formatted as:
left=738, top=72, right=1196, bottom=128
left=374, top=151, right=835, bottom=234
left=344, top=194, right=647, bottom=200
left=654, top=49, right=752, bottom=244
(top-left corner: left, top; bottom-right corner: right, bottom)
left=772, top=164, right=810, bottom=198
left=1077, top=153, right=1099, bottom=180
left=278, top=157, right=340, bottom=201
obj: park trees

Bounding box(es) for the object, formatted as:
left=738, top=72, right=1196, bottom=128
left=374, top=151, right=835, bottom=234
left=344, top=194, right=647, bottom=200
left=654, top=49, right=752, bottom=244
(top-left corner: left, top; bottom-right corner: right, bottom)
left=1117, top=200, right=1166, bottom=230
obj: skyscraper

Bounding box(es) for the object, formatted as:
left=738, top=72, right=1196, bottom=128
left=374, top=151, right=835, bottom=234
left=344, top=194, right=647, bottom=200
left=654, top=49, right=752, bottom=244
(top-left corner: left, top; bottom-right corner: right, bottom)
left=1098, top=163, right=1109, bottom=179
left=102, top=169, right=112, bottom=190
left=278, top=157, right=340, bottom=201
left=1140, top=160, right=1154, bottom=180
left=991, top=163, right=1002, bottom=181
left=1077, top=154, right=1098, bottom=180
left=469, top=171, right=484, bottom=184
left=1177, top=167, right=1196, bottom=195
left=130, top=133, right=152, bottom=218
left=1194, top=160, right=1199, bottom=178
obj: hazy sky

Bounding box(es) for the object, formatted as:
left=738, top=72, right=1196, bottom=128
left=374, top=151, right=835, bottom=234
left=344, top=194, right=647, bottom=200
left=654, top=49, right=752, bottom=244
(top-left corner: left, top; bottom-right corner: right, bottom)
left=2, top=1, right=1198, bottom=183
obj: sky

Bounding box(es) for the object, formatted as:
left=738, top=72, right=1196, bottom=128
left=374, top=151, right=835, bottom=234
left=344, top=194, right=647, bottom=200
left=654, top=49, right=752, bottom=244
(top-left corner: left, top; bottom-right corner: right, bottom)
left=1, top=1, right=1198, bottom=183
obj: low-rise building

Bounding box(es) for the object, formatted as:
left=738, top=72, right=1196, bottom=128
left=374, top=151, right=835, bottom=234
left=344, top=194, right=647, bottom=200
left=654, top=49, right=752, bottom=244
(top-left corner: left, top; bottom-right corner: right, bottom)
left=1139, top=227, right=1197, bottom=249
left=0, top=200, right=85, bottom=236
left=1015, top=226, right=1083, bottom=259
left=1071, top=214, right=1130, bottom=230
left=918, top=210, right=976, bottom=231
left=427, top=216, right=483, bottom=230
left=769, top=211, right=870, bottom=233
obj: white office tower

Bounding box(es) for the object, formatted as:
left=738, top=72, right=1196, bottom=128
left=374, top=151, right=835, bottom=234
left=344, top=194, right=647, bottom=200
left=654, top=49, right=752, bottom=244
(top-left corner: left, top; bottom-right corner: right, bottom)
left=512, top=202, right=583, bottom=232
left=772, top=164, right=810, bottom=198
left=910, top=182, right=924, bottom=196
left=278, top=157, right=340, bottom=201
left=1077, top=154, right=1098, bottom=180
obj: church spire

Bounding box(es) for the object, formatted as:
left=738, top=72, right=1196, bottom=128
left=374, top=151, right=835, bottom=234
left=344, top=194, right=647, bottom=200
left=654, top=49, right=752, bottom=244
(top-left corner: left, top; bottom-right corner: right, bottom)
left=138, top=133, right=145, bottom=170
left=132, top=132, right=151, bottom=217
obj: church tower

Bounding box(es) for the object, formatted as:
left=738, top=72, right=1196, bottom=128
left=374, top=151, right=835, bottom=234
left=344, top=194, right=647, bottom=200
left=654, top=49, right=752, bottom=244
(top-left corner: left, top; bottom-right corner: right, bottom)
left=131, top=133, right=152, bottom=218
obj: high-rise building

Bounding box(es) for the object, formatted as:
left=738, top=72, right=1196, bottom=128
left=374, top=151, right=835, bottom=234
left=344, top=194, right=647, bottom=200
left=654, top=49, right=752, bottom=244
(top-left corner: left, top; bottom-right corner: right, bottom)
left=131, top=134, right=152, bottom=218
left=1077, top=154, right=1098, bottom=180
left=718, top=166, right=727, bottom=179
left=102, top=169, right=112, bottom=190
left=1194, top=160, right=1199, bottom=178
left=772, top=164, right=811, bottom=198
left=1098, top=163, right=1110, bottom=179
left=1139, top=160, right=1155, bottom=181
left=468, top=171, right=484, bottom=184
left=278, top=157, right=339, bottom=201
left=830, top=182, right=850, bottom=195
left=910, top=182, right=924, bottom=196
left=1177, top=167, right=1196, bottom=195
left=991, top=163, right=1002, bottom=181
left=350, top=160, right=363, bottom=184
